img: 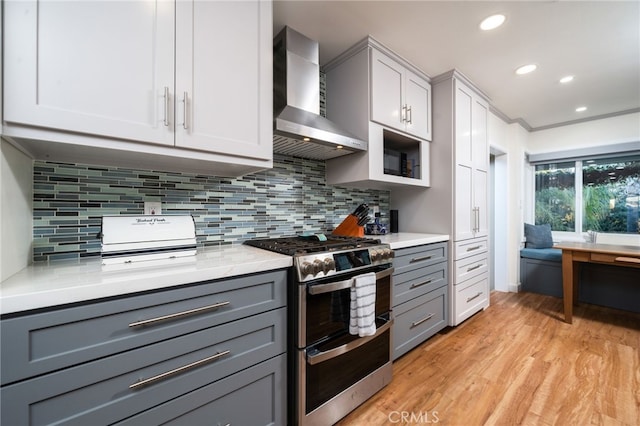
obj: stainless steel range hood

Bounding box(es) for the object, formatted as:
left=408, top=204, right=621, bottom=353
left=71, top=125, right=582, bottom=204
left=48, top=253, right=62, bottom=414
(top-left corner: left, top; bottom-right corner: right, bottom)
left=273, top=26, right=367, bottom=160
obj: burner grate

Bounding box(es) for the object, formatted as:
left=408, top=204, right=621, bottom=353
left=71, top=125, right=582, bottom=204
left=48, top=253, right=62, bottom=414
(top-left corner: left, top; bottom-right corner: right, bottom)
left=244, top=235, right=381, bottom=256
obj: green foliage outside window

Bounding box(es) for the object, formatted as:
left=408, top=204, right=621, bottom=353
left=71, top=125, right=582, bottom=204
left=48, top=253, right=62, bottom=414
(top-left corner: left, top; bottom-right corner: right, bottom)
left=535, top=156, right=640, bottom=234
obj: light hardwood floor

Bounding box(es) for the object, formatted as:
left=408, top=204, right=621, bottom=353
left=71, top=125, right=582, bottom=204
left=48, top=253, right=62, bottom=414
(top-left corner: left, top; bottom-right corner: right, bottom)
left=337, top=291, right=640, bottom=426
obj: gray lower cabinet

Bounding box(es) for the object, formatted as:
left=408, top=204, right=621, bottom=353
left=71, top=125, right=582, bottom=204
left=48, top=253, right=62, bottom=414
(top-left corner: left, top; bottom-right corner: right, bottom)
left=392, top=242, right=449, bottom=360
left=0, top=270, right=287, bottom=426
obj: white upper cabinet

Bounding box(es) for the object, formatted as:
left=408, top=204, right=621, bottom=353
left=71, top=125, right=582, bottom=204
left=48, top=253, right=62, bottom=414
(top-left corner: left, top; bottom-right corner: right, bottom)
left=3, top=0, right=272, bottom=176
left=323, top=37, right=432, bottom=190
left=370, top=49, right=432, bottom=141
left=175, top=0, right=272, bottom=160
left=4, top=0, right=175, bottom=146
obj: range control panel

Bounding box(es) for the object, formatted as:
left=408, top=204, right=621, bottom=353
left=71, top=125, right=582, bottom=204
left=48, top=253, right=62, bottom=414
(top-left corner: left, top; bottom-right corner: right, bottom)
left=294, top=245, right=394, bottom=282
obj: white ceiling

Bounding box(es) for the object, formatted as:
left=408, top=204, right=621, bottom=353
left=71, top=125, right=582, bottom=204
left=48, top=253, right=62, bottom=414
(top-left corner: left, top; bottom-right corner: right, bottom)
left=273, top=0, right=640, bottom=131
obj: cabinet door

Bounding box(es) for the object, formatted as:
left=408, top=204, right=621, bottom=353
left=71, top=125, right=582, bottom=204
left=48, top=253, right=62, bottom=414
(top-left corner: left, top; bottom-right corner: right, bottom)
left=454, top=84, right=473, bottom=167
left=175, top=0, right=272, bottom=160
left=3, top=0, right=174, bottom=146
left=404, top=71, right=432, bottom=141
left=455, top=163, right=474, bottom=241
left=370, top=49, right=404, bottom=133
left=472, top=97, right=489, bottom=172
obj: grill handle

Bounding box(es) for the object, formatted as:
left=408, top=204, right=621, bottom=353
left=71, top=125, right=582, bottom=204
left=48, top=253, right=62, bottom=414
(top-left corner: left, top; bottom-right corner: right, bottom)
left=307, top=268, right=394, bottom=295
left=306, top=318, right=393, bottom=365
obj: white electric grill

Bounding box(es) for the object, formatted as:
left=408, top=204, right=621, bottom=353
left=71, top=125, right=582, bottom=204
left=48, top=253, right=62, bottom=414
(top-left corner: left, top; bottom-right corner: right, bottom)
left=101, top=215, right=197, bottom=264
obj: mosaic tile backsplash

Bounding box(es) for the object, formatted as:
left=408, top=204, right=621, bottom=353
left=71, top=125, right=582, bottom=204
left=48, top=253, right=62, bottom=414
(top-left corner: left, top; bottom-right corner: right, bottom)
left=33, top=154, right=390, bottom=262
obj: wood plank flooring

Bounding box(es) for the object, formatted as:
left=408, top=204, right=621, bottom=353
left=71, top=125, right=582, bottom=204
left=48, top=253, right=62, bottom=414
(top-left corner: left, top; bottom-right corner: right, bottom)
left=336, top=291, right=640, bottom=426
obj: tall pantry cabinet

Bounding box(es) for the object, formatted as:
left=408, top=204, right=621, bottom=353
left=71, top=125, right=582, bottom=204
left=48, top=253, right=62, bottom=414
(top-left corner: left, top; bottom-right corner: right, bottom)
left=391, top=70, right=490, bottom=326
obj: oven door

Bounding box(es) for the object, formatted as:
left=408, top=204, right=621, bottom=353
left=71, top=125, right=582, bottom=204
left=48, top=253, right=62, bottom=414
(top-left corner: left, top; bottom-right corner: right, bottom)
left=299, top=267, right=393, bottom=348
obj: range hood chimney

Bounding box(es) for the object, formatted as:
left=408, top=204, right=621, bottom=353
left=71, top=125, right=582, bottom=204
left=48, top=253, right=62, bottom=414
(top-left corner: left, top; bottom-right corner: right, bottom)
left=273, top=26, right=367, bottom=160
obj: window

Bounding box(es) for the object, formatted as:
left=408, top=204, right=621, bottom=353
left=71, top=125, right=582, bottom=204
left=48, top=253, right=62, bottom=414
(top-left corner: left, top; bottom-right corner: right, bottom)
left=535, top=155, right=640, bottom=234
left=534, top=162, right=575, bottom=231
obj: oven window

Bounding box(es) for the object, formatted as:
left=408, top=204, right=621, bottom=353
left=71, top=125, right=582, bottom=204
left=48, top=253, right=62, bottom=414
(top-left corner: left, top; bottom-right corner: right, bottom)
left=305, top=274, right=391, bottom=344
left=305, top=328, right=390, bottom=413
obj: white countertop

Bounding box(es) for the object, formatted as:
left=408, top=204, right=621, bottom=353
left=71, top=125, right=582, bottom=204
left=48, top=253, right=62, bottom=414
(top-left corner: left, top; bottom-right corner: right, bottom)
left=0, top=245, right=292, bottom=315
left=377, top=232, right=449, bottom=249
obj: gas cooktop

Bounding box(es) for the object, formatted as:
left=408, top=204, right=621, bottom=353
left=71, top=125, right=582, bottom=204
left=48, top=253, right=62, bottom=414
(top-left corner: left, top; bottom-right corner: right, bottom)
left=244, top=235, right=381, bottom=256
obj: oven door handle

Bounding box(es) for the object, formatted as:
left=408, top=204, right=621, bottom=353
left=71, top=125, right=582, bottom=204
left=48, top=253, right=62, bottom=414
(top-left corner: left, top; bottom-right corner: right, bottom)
left=307, top=268, right=394, bottom=296
left=306, top=317, right=394, bottom=365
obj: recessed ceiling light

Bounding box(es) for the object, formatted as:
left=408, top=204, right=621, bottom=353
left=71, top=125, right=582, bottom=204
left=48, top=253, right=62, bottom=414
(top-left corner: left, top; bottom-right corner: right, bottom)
left=480, top=14, right=506, bottom=31
left=576, top=106, right=587, bottom=112
left=560, top=75, right=574, bottom=84
left=515, top=64, right=537, bottom=75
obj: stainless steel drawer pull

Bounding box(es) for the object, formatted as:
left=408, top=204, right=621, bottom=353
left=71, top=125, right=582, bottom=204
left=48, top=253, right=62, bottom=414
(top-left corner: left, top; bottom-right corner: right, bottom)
left=466, top=245, right=481, bottom=252
left=410, top=255, right=433, bottom=263
left=130, top=350, right=230, bottom=389
left=467, top=292, right=483, bottom=303
left=128, top=301, right=230, bottom=328
left=411, top=313, right=434, bottom=328
left=466, top=264, right=482, bottom=272
left=410, top=279, right=433, bottom=289
left=307, top=319, right=393, bottom=365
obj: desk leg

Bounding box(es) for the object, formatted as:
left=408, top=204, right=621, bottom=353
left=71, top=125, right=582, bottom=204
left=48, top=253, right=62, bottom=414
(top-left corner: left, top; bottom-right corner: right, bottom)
left=562, top=251, right=574, bottom=324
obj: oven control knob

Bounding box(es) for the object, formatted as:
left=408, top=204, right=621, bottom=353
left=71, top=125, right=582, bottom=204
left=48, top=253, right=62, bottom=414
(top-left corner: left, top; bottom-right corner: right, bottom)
left=313, top=259, right=324, bottom=275
left=371, top=249, right=381, bottom=262
left=323, top=258, right=336, bottom=273
left=301, top=261, right=315, bottom=277
left=383, top=248, right=393, bottom=260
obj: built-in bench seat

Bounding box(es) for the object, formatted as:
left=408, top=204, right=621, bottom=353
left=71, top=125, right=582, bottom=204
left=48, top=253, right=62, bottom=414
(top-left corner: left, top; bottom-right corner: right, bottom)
left=520, top=248, right=563, bottom=297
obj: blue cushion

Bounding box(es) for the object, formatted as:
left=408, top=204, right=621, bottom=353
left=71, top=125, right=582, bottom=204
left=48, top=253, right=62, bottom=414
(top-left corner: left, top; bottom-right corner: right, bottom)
left=524, top=223, right=553, bottom=249
left=520, top=248, right=562, bottom=262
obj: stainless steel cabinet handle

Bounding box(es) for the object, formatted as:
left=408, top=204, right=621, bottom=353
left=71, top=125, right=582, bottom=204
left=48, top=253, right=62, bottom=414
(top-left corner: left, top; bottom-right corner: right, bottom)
left=410, top=255, right=433, bottom=263
left=129, top=350, right=230, bottom=389
left=163, top=86, right=170, bottom=127
left=410, top=279, right=433, bottom=289
left=411, top=312, right=434, bottom=328
left=467, top=292, right=483, bottom=303
left=407, top=105, right=412, bottom=124
left=182, top=91, right=189, bottom=130
left=466, top=264, right=482, bottom=272
left=401, top=105, right=407, bottom=123
left=308, top=268, right=394, bottom=295
left=466, top=245, right=481, bottom=252
left=307, top=318, right=393, bottom=365
left=128, top=301, right=230, bottom=328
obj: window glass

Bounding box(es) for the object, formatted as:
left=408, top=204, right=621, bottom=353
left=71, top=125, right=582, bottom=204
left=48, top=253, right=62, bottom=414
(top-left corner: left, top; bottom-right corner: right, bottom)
left=582, top=156, right=640, bottom=233
left=535, top=162, right=575, bottom=231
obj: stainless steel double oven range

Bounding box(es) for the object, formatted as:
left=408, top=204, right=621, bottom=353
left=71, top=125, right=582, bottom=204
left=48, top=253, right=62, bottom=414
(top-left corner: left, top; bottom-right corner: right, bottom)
left=245, top=236, right=395, bottom=425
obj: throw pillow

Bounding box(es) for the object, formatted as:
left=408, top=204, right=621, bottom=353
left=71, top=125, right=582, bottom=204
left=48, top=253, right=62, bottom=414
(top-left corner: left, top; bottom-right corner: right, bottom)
left=524, top=223, right=553, bottom=249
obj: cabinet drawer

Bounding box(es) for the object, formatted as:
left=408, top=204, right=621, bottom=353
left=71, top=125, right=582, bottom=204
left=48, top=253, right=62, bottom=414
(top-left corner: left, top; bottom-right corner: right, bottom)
left=453, top=273, right=489, bottom=325
left=393, top=242, right=447, bottom=270
left=1, top=309, right=285, bottom=426
left=115, top=354, right=286, bottom=426
left=393, top=286, right=447, bottom=360
left=0, top=270, right=286, bottom=385
left=454, top=252, right=488, bottom=284
left=454, top=238, right=488, bottom=260
left=393, top=261, right=447, bottom=306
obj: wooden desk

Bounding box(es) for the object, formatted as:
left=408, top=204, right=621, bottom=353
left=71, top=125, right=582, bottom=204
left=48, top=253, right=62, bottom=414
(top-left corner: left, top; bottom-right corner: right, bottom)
left=554, top=242, right=640, bottom=324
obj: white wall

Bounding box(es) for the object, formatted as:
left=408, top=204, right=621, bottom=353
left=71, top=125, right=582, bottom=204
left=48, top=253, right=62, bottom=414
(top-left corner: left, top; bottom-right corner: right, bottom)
left=1, top=139, right=33, bottom=281
left=488, top=112, right=529, bottom=292
left=527, top=112, right=640, bottom=153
